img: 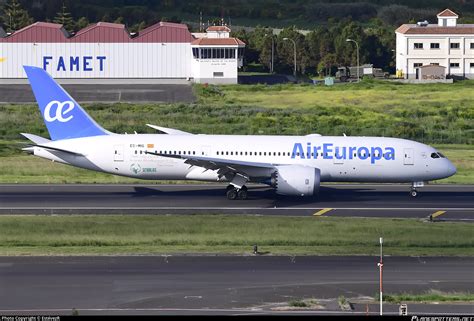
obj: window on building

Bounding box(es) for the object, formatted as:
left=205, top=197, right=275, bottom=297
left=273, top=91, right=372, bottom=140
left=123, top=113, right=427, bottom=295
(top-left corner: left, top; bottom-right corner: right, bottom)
left=471, top=43, right=474, bottom=49
left=450, top=62, right=460, bottom=68
left=223, top=48, right=235, bottom=59
left=430, top=43, right=440, bottom=49
left=470, top=63, right=474, bottom=68
left=414, top=43, right=423, bottom=49
left=430, top=63, right=440, bottom=66
left=414, top=63, right=423, bottom=68
left=450, top=43, right=460, bottom=49
left=213, top=72, right=224, bottom=77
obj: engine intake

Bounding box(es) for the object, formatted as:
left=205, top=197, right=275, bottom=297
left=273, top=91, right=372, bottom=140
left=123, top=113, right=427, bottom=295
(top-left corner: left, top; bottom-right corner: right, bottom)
left=272, top=165, right=321, bottom=196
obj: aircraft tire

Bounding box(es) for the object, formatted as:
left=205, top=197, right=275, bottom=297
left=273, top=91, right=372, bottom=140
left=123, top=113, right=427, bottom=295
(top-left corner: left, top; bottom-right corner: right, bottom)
left=226, top=188, right=238, bottom=200
left=237, top=188, right=248, bottom=200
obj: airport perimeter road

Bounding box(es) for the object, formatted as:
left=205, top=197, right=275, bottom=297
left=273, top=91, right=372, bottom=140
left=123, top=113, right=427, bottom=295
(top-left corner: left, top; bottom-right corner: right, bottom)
left=0, top=84, right=195, bottom=103
left=0, top=256, right=472, bottom=315
left=0, top=184, right=473, bottom=219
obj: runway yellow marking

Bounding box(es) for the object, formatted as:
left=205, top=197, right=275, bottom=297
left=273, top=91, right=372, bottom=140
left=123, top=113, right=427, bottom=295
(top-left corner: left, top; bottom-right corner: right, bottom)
left=313, top=208, right=333, bottom=216
left=431, top=210, right=446, bottom=219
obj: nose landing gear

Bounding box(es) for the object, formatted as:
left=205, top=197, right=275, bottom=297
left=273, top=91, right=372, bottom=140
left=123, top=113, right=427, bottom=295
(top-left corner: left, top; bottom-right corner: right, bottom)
left=410, top=181, right=424, bottom=197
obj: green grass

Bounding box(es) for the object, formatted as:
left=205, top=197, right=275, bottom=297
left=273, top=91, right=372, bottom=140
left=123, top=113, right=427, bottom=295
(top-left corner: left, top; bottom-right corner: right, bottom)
left=0, top=215, right=472, bottom=256
left=0, top=80, right=472, bottom=183
left=0, top=80, right=472, bottom=144
left=381, top=290, right=474, bottom=303
left=0, top=144, right=470, bottom=183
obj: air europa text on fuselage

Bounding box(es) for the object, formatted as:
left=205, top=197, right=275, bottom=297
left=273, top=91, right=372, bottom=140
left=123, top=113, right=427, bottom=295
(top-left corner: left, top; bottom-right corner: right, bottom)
left=291, top=143, right=395, bottom=164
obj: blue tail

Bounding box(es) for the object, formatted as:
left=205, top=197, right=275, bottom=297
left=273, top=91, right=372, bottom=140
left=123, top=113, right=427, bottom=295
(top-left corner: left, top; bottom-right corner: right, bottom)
left=23, top=66, right=109, bottom=141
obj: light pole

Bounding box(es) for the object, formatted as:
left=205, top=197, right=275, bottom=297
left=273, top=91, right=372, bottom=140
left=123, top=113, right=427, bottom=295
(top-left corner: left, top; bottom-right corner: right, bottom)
left=264, top=33, right=274, bottom=73
left=346, top=38, right=360, bottom=82
left=377, top=237, right=384, bottom=316
left=283, top=37, right=296, bottom=78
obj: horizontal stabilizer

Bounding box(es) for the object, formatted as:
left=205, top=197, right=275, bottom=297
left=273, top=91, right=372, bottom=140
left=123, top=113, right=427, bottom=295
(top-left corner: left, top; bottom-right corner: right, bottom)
left=28, top=144, right=85, bottom=156
left=146, top=124, right=193, bottom=135
left=20, top=133, right=51, bottom=144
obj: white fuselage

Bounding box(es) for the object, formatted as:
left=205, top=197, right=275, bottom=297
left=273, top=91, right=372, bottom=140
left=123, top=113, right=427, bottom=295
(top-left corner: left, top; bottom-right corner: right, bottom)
left=31, top=134, right=456, bottom=184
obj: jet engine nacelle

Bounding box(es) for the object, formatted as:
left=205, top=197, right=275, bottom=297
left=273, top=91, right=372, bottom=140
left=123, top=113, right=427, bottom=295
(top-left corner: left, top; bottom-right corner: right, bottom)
left=272, top=165, right=321, bottom=196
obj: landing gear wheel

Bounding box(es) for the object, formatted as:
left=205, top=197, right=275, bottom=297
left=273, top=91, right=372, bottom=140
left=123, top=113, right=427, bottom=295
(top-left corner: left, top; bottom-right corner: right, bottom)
left=226, top=185, right=234, bottom=194
left=237, top=188, right=248, bottom=200
left=410, top=189, right=418, bottom=197
left=226, top=188, right=238, bottom=200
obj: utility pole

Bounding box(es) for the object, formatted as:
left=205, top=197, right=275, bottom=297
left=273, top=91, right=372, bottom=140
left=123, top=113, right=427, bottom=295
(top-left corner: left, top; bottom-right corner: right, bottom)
left=283, top=37, right=296, bottom=78
left=377, top=237, right=384, bottom=315
left=346, top=38, right=360, bottom=82
left=265, top=33, right=274, bottom=73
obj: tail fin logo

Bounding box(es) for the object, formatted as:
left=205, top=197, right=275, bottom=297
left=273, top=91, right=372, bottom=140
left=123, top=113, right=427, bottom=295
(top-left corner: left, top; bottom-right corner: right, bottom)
left=44, top=100, right=75, bottom=123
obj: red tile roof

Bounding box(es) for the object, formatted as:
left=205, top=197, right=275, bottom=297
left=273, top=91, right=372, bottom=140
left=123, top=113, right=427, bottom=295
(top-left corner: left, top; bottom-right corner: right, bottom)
left=437, top=9, right=458, bottom=17
left=191, top=37, right=245, bottom=46
left=206, top=26, right=231, bottom=32
left=395, top=24, right=474, bottom=34
left=0, top=21, right=194, bottom=43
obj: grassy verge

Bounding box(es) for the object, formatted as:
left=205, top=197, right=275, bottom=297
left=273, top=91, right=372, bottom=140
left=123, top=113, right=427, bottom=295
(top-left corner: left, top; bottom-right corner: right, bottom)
left=0, top=215, right=472, bottom=256
left=381, top=290, right=474, bottom=303
left=0, top=144, right=471, bottom=184
left=0, top=80, right=473, bottom=144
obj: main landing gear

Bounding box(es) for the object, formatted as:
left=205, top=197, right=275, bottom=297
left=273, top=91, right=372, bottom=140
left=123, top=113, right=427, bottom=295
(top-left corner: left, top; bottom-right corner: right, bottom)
left=410, top=181, right=424, bottom=198
left=226, top=185, right=248, bottom=200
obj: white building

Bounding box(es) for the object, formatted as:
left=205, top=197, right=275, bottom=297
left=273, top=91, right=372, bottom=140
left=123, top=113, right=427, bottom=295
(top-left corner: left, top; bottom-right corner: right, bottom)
left=395, top=9, right=474, bottom=79
left=0, top=22, right=245, bottom=84
left=191, top=26, right=245, bottom=84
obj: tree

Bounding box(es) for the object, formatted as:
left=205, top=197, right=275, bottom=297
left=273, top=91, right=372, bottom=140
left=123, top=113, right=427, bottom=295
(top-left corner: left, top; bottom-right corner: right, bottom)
left=317, top=53, right=337, bottom=76
left=75, top=17, right=89, bottom=31
left=276, top=26, right=306, bottom=74
left=2, top=0, right=33, bottom=33
left=53, top=2, right=75, bottom=33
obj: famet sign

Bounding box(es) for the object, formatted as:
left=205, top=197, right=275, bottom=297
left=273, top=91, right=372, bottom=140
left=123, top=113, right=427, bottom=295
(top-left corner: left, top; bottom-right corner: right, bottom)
left=43, top=56, right=107, bottom=72
left=291, top=143, right=395, bottom=164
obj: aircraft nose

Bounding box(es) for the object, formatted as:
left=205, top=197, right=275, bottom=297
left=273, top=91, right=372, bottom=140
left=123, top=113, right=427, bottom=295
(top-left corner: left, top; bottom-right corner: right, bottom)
left=446, top=160, right=457, bottom=177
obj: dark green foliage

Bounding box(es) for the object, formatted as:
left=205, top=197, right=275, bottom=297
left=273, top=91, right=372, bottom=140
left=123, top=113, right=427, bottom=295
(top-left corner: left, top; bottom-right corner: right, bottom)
left=53, top=2, right=75, bottom=33
left=1, top=0, right=33, bottom=32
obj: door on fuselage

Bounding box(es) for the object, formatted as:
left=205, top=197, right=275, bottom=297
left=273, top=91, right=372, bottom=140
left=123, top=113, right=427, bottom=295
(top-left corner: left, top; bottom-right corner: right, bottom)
left=403, top=148, right=414, bottom=165
left=114, top=145, right=124, bottom=162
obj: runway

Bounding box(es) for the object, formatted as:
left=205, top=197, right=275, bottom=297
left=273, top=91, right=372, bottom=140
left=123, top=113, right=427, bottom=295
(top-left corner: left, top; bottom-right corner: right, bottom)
left=0, top=184, right=473, bottom=219
left=0, top=256, right=472, bottom=315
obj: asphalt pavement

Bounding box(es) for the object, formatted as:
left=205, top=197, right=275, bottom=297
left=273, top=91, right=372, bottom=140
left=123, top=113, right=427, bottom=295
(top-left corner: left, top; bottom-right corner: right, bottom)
left=0, top=184, right=472, bottom=219
left=0, top=84, right=195, bottom=103
left=0, top=256, right=472, bottom=315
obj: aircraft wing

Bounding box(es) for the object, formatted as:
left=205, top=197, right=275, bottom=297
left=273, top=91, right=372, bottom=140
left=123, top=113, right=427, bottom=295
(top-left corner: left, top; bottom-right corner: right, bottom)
left=145, top=151, right=275, bottom=179
left=146, top=124, right=193, bottom=135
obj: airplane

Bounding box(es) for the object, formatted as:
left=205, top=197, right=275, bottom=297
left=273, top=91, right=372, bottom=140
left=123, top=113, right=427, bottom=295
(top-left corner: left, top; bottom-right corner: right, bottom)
left=21, top=65, right=456, bottom=200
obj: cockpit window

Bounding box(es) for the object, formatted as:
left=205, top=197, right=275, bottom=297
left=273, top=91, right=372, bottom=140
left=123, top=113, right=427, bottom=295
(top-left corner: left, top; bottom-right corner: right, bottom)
left=431, top=152, right=440, bottom=159
left=437, top=152, right=446, bottom=158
